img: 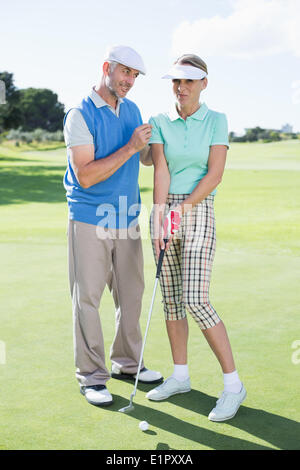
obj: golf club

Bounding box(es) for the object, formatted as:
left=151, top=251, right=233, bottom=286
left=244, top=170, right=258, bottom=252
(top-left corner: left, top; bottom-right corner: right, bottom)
left=119, top=238, right=168, bottom=413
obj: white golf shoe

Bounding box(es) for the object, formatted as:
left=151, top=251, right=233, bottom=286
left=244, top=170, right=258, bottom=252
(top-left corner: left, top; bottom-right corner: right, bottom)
left=111, top=364, right=163, bottom=384
left=208, top=384, right=247, bottom=422
left=80, top=384, right=113, bottom=407
left=146, top=376, right=191, bottom=401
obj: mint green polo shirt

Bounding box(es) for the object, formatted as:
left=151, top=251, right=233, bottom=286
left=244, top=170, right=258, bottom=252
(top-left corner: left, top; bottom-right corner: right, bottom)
left=149, top=102, right=229, bottom=195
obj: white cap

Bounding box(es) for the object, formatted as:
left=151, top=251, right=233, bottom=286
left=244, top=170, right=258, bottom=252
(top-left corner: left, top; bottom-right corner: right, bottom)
left=162, top=64, right=207, bottom=80
left=105, top=45, right=146, bottom=75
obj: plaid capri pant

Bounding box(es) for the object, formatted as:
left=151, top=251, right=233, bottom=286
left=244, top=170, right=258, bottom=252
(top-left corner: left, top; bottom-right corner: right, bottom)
left=150, top=194, right=221, bottom=330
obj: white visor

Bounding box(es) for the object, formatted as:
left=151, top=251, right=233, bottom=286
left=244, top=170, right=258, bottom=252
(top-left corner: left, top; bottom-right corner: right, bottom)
left=162, top=64, right=207, bottom=80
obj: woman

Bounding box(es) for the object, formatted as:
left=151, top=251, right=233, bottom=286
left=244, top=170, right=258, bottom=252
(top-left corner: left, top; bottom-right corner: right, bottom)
left=146, top=54, right=246, bottom=421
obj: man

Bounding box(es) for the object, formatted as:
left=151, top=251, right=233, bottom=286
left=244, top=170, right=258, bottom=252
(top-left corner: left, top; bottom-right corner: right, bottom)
left=63, top=45, right=162, bottom=407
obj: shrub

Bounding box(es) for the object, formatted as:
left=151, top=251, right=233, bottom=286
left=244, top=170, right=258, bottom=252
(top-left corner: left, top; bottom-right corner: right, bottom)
left=6, top=128, right=23, bottom=141
left=5, top=127, right=64, bottom=143
left=32, top=128, right=45, bottom=142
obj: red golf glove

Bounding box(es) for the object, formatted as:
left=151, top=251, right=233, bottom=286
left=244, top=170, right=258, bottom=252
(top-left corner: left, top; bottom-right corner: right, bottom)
left=163, top=209, right=182, bottom=239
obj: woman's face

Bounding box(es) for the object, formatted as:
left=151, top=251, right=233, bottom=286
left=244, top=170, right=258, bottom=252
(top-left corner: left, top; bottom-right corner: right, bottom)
left=172, top=77, right=207, bottom=107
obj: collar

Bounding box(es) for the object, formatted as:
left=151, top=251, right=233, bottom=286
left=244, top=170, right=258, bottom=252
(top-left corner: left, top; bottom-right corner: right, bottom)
left=88, top=88, right=124, bottom=109
left=168, top=102, right=209, bottom=122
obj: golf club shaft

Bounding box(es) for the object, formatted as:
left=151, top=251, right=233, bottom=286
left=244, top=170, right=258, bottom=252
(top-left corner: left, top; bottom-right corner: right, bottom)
left=156, top=239, right=168, bottom=278
left=130, top=240, right=168, bottom=398
left=130, top=277, right=159, bottom=399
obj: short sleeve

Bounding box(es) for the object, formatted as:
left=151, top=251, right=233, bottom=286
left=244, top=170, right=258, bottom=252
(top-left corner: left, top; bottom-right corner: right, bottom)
left=148, top=117, right=164, bottom=144
left=210, top=113, right=229, bottom=148
left=63, top=108, right=93, bottom=148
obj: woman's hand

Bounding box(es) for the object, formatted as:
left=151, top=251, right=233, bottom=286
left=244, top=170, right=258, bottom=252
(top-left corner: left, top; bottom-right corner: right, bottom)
left=155, top=233, right=165, bottom=260
left=162, top=205, right=182, bottom=252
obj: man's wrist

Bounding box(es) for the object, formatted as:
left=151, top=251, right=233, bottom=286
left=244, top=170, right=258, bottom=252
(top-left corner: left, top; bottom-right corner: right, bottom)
left=125, top=142, right=138, bottom=156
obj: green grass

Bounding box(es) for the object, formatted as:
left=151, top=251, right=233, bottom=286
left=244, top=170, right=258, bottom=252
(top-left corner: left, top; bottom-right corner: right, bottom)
left=0, top=141, right=299, bottom=450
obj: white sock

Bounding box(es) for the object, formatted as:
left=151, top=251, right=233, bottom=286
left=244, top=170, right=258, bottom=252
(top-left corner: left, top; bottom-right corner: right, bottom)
left=223, top=370, right=242, bottom=394
left=172, top=364, right=189, bottom=382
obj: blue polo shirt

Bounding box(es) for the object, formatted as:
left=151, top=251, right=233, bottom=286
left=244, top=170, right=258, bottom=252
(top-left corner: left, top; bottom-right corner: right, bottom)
left=149, top=102, right=229, bottom=195
left=63, top=94, right=142, bottom=228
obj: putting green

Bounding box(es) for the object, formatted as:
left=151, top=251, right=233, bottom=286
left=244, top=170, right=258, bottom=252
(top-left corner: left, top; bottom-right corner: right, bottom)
left=0, top=140, right=299, bottom=450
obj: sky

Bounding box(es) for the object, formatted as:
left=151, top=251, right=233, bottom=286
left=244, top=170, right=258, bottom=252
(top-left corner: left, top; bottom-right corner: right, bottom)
left=1, top=0, right=300, bottom=134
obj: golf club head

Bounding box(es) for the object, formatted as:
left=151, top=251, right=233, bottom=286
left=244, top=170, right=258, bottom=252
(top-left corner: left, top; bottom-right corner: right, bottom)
left=118, top=404, right=135, bottom=413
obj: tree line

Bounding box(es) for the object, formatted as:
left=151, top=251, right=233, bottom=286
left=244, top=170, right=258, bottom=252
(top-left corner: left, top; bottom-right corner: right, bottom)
left=0, top=72, right=65, bottom=133
left=229, top=127, right=299, bottom=143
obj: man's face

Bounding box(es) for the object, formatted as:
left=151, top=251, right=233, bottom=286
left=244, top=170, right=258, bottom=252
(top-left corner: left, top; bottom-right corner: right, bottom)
left=105, top=63, right=140, bottom=98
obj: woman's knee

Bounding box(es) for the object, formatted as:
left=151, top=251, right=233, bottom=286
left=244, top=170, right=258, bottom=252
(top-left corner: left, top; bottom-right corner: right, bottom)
left=184, top=302, right=220, bottom=329
left=163, top=299, right=186, bottom=321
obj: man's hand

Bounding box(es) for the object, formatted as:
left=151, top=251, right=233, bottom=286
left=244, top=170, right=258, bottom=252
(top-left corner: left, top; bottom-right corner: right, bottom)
left=128, top=124, right=152, bottom=153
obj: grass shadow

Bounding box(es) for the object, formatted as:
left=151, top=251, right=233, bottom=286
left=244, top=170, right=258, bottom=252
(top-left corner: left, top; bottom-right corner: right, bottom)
left=106, top=383, right=300, bottom=450
left=163, top=389, right=300, bottom=450
left=0, top=156, right=40, bottom=163
left=140, top=187, right=152, bottom=193
left=0, top=163, right=153, bottom=206
left=0, top=165, right=66, bottom=205
left=106, top=395, right=272, bottom=450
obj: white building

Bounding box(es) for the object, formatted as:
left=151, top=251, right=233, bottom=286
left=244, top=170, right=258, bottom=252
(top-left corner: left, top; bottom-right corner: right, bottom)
left=281, top=124, right=293, bottom=133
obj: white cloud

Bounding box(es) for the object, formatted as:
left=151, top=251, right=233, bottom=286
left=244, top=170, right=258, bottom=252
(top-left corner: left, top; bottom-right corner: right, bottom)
left=171, top=0, right=300, bottom=59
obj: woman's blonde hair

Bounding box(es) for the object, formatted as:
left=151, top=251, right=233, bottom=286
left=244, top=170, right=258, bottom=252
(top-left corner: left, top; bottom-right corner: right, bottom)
left=175, top=54, right=208, bottom=75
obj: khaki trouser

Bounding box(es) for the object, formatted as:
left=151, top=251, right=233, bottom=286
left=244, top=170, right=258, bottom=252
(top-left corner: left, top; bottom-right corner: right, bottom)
left=68, top=220, right=145, bottom=386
